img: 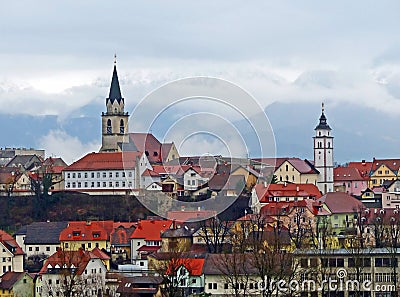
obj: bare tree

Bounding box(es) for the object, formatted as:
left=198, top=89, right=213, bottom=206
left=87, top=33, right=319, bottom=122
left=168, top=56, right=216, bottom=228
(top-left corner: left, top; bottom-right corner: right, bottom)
left=198, top=216, right=231, bottom=253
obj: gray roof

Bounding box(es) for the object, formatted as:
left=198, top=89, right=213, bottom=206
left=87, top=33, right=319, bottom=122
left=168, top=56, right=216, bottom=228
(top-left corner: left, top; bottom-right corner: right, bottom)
left=24, top=221, right=69, bottom=244
left=161, top=227, right=194, bottom=238
left=202, top=253, right=259, bottom=275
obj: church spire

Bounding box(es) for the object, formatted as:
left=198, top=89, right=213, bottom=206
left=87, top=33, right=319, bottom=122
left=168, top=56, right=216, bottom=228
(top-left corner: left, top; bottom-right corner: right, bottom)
left=107, top=55, right=123, bottom=104
left=315, top=102, right=331, bottom=130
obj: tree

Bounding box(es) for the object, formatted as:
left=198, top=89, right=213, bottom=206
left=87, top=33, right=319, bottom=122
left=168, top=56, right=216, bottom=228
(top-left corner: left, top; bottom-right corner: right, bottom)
left=198, top=216, right=231, bottom=253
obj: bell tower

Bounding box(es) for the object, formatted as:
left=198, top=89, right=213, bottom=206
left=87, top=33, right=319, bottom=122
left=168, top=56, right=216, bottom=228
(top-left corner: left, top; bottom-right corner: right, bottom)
left=313, top=103, right=334, bottom=194
left=100, top=56, right=129, bottom=152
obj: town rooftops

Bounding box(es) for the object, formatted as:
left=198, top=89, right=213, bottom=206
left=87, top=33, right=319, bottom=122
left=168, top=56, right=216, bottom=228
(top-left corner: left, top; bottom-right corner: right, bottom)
left=348, top=161, right=373, bottom=177
left=317, top=192, right=364, bottom=213
left=59, top=221, right=114, bottom=242
left=166, top=258, right=205, bottom=276
left=0, top=230, right=24, bottom=255
left=167, top=210, right=217, bottom=223
left=130, top=219, right=172, bottom=241
left=371, top=158, right=400, bottom=173
left=0, top=272, right=31, bottom=290
left=63, top=151, right=143, bottom=171
left=254, top=183, right=322, bottom=203
left=39, top=248, right=104, bottom=275
left=129, top=133, right=163, bottom=164
left=334, top=166, right=366, bottom=182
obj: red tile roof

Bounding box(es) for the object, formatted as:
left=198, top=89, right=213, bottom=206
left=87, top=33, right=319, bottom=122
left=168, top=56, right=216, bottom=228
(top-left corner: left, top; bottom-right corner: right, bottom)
left=347, top=161, right=372, bottom=177
left=64, top=152, right=143, bottom=171
left=90, top=247, right=111, bottom=260
left=371, top=158, right=400, bottom=173
left=260, top=199, right=329, bottom=216
left=130, top=220, right=172, bottom=241
left=39, top=248, right=103, bottom=275
left=317, top=192, right=364, bottom=213
left=0, top=272, right=29, bottom=290
left=254, top=183, right=322, bottom=203
left=129, top=133, right=162, bottom=164
left=59, top=221, right=114, bottom=241
left=166, top=258, right=205, bottom=276
left=0, top=230, right=24, bottom=255
left=334, top=167, right=366, bottom=182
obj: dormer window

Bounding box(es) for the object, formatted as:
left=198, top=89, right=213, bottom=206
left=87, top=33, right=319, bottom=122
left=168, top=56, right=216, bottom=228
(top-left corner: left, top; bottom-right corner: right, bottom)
left=73, top=231, right=80, bottom=237
left=93, top=233, right=100, bottom=238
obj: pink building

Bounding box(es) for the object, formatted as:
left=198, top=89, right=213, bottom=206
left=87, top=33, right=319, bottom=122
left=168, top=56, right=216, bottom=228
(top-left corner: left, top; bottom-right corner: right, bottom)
left=334, top=166, right=368, bottom=196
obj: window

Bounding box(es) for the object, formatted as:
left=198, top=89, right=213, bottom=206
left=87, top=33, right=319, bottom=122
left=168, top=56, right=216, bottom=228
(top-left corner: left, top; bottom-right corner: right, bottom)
left=109, top=182, right=113, bottom=187
left=191, top=180, right=195, bottom=185
left=187, top=180, right=190, bottom=185
left=84, top=172, right=87, bottom=178
left=77, top=182, right=81, bottom=188
left=103, top=172, right=106, bottom=178
left=286, top=165, right=289, bottom=171
left=91, top=182, right=94, bottom=187
left=122, top=181, right=126, bottom=187
left=88, top=243, right=92, bottom=248
left=109, top=172, right=112, bottom=178
left=122, top=172, right=125, bottom=177
left=208, top=283, right=212, bottom=290
left=72, top=182, right=76, bottom=188
left=72, top=173, right=76, bottom=178
left=115, top=182, right=119, bottom=187
left=78, top=173, right=81, bottom=178
left=46, top=246, right=50, bottom=252
left=107, top=119, right=112, bottom=134
left=120, top=119, right=124, bottom=133
left=103, top=182, right=106, bottom=187
left=67, top=173, right=70, bottom=178
left=97, top=172, right=101, bottom=178
left=97, top=182, right=100, bottom=187
left=84, top=182, right=88, bottom=187
left=66, top=182, right=70, bottom=188
left=213, top=283, right=217, bottom=289
left=116, top=172, right=119, bottom=178
left=91, top=172, right=95, bottom=178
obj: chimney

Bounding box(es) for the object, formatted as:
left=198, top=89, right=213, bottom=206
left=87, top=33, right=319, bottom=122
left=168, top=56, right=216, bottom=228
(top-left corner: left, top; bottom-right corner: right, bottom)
left=284, top=181, right=287, bottom=187
left=362, top=160, right=366, bottom=165
left=296, top=186, right=299, bottom=192
left=264, top=181, right=267, bottom=188
left=86, top=220, right=91, bottom=226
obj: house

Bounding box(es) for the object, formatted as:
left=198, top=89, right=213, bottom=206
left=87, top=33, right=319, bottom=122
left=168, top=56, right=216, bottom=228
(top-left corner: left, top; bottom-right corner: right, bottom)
left=116, top=276, right=163, bottom=297
left=63, top=151, right=152, bottom=194
left=0, top=271, right=34, bottom=297
left=360, top=188, right=382, bottom=208
left=347, top=160, right=372, bottom=178
left=0, top=230, right=24, bottom=273
left=128, top=133, right=179, bottom=164
left=14, top=221, right=68, bottom=259
left=0, top=168, right=31, bottom=196
left=59, top=220, right=114, bottom=253
left=5, top=154, right=43, bottom=171
left=202, top=253, right=262, bottom=296
left=381, top=179, right=400, bottom=209
left=333, top=166, right=368, bottom=196
left=42, top=157, right=68, bottom=191
left=369, top=158, right=400, bottom=188
left=166, top=258, right=205, bottom=296
left=0, top=148, right=44, bottom=166
left=274, top=158, right=319, bottom=185
left=230, top=165, right=260, bottom=190
left=183, top=167, right=212, bottom=192
left=130, top=219, right=173, bottom=262
left=110, top=222, right=137, bottom=263
left=38, top=248, right=107, bottom=297
left=141, top=169, right=161, bottom=189
left=250, top=183, right=322, bottom=213
left=208, top=174, right=246, bottom=197
left=317, top=192, right=364, bottom=237
left=160, top=227, right=194, bottom=253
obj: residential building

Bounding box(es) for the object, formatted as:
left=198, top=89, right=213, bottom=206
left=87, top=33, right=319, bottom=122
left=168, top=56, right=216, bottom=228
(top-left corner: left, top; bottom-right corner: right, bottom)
left=381, top=179, right=400, bottom=209
left=14, top=221, right=68, bottom=259
left=63, top=151, right=152, bottom=194
left=59, top=220, right=114, bottom=253
left=0, top=147, right=44, bottom=166
left=208, top=174, right=246, bottom=197
left=38, top=248, right=107, bottom=297
left=0, top=271, right=34, bottom=297
left=369, top=158, right=400, bottom=188
left=0, top=230, right=24, bottom=273
left=130, top=219, right=172, bottom=262
left=116, top=276, right=163, bottom=297
left=275, top=158, right=319, bottom=185
left=314, top=103, right=334, bottom=194
left=334, top=166, right=368, bottom=196
left=250, top=183, right=322, bottom=213
left=110, top=222, right=137, bottom=263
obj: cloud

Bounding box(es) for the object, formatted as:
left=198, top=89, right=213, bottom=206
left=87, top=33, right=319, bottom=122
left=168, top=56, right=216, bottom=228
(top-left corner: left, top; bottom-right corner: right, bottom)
left=39, top=130, right=100, bottom=164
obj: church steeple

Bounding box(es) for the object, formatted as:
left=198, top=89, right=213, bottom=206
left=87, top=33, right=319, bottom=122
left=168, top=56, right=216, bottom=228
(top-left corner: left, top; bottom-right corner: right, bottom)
left=315, top=102, right=331, bottom=130
left=107, top=55, right=124, bottom=105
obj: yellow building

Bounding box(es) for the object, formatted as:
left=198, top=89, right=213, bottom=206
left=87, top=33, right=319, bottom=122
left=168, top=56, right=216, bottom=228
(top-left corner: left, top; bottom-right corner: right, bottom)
left=274, top=158, right=319, bottom=185
left=369, top=159, right=400, bottom=188
left=59, top=221, right=113, bottom=253
left=0, top=272, right=34, bottom=297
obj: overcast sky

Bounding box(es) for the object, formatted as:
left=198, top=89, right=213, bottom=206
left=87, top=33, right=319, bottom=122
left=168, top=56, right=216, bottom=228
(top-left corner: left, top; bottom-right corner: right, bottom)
left=1, top=1, right=400, bottom=163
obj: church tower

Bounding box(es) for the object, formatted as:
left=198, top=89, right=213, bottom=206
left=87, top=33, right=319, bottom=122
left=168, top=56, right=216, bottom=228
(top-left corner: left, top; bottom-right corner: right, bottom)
left=313, top=103, right=334, bottom=194
left=100, top=56, right=129, bottom=152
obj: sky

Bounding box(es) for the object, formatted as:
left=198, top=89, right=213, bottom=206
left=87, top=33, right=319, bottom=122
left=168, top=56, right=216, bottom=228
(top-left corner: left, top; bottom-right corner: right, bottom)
left=1, top=1, right=400, bottom=164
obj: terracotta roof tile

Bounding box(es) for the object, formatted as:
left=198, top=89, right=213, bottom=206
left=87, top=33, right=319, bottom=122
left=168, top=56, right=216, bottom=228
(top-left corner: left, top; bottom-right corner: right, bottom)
left=334, top=167, right=366, bottom=181
left=64, top=152, right=143, bottom=171
left=317, top=192, right=364, bottom=213
left=254, top=183, right=322, bottom=203
left=0, top=230, right=24, bottom=255
left=130, top=220, right=172, bottom=241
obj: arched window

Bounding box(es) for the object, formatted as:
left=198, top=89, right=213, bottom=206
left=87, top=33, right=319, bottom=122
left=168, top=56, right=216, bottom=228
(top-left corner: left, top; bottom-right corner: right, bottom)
left=286, top=165, right=289, bottom=171
left=107, top=119, right=112, bottom=134
left=120, top=119, right=124, bottom=133
left=327, top=142, right=330, bottom=148
left=286, top=175, right=289, bottom=181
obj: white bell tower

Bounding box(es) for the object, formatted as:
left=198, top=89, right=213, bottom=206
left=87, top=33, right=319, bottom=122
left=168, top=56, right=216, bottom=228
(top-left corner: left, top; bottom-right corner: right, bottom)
left=313, top=103, right=334, bottom=194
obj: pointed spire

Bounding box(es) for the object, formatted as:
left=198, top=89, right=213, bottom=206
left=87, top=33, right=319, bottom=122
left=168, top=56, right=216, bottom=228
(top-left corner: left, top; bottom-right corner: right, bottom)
left=315, top=101, right=331, bottom=130
left=107, top=55, right=123, bottom=104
